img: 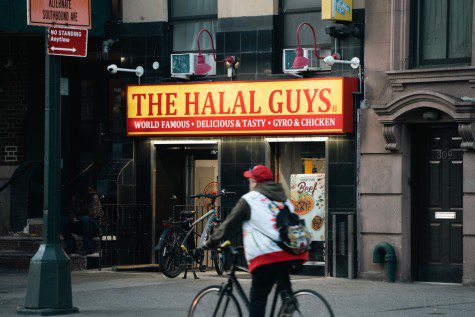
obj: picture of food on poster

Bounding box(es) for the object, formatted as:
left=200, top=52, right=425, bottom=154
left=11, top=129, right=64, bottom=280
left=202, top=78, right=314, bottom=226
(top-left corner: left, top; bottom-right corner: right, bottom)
left=290, top=174, right=325, bottom=241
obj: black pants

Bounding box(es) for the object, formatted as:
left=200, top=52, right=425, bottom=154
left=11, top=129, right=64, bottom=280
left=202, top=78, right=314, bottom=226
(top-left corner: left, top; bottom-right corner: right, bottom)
left=60, top=216, right=99, bottom=253
left=250, top=261, right=294, bottom=317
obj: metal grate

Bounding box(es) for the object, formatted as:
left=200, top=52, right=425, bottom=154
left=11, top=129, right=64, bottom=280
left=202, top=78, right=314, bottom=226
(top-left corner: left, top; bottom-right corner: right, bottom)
left=99, top=204, right=151, bottom=268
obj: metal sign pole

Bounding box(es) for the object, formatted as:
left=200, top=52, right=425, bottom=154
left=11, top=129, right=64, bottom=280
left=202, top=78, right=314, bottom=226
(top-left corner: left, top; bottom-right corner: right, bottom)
left=18, top=31, right=78, bottom=316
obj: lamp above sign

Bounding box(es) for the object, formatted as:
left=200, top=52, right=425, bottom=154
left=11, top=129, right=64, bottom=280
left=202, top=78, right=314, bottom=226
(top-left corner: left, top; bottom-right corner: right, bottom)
left=27, top=0, right=92, bottom=29
left=126, top=78, right=358, bottom=137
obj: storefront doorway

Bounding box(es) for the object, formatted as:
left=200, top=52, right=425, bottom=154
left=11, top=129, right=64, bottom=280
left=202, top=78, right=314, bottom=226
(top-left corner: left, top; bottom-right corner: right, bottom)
left=152, top=141, right=219, bottom=260
left=268, top=137, right=328, bottom=274
left=412, top=125, right=463, bottom=283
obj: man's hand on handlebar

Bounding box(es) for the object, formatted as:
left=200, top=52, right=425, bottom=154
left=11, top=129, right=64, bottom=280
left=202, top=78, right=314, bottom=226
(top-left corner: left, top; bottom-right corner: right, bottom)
left=202, top=240, right=211, bottom=250
left=202, top=239, right=231, bottom=251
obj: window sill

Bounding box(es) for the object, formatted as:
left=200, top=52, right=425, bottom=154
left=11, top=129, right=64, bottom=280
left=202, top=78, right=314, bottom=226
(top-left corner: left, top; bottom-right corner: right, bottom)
left=386, top=66, right=475, bottom=91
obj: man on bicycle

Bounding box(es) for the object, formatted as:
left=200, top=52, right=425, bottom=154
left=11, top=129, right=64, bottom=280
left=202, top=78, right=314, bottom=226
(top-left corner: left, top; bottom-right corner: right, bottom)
left=204, top=165, right=308, bottom=317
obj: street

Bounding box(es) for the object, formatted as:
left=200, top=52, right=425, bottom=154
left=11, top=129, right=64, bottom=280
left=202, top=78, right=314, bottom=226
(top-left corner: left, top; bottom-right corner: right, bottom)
left=1, top=270, right=475, bottom=316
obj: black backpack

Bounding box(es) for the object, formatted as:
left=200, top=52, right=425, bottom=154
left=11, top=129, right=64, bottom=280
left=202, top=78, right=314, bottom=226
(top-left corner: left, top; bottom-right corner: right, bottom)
left=271, top=201, right=311, bottom=255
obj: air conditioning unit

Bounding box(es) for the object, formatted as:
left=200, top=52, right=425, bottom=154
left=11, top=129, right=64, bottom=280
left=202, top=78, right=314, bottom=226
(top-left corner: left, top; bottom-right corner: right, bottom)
left=282, top=48, right=332, bottom=73
left=171, top=53, right=216, bottom=78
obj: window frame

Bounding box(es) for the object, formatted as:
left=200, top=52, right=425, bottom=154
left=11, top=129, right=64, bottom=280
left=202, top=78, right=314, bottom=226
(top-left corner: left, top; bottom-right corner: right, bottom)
left=111, top=0, right=122, bottom=22
left=168, top=0, right=218, bottom=53
left=168, top=0, right=218, bottom=21
left=411, top=0, right=472, bottom=67
left=280, top=0, right=322, bottom=14
left=279, top=0, right=331, bottom=50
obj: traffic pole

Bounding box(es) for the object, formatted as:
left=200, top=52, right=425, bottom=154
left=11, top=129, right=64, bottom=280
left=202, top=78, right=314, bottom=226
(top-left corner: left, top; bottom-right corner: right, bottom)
left=17, top=31, right=78, bottom=316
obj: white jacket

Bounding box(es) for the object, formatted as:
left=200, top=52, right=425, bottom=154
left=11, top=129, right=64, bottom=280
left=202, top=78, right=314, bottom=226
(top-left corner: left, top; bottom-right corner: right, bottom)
left=242, top=191, right=308, bottom=272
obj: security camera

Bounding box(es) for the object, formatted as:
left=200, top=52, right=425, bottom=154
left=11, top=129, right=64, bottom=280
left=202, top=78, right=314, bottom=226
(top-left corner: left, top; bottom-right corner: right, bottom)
left=323, top=56, right=335, bottom=66
left=106, top=64, right=144, bottom=83
left=323, top=56, right=360, bottom=69
left=102, top=39, right=118, bottom=54
left=107, top=64, right=118, bottom=74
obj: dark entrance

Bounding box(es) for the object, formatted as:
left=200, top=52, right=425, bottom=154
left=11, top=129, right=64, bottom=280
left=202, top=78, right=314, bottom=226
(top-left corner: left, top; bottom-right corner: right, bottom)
left=154, top=144, right=218, bottom=246
left=412, top=125, right=463, bottom=283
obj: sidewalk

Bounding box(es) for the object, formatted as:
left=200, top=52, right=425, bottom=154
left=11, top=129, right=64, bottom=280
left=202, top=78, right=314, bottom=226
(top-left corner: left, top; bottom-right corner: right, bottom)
left=1, top=269, right=474, bottom=316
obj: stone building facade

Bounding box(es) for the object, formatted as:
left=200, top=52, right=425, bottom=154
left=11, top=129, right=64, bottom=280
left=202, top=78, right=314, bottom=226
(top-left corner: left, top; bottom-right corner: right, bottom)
left=360, top=0, right=475, bottom=285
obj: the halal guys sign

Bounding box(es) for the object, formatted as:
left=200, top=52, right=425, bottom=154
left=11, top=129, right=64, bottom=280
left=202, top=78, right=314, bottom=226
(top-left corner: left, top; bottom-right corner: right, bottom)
left=127, top=78, right=358, bottom=136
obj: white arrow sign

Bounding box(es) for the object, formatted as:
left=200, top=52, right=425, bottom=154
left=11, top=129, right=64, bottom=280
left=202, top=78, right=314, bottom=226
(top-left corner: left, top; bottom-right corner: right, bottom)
left=50, top=46, right=77, bottom=53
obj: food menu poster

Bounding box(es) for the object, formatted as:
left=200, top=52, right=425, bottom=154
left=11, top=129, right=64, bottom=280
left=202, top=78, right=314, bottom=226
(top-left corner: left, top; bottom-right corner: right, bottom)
left=290, top=174, right=325, bottom=241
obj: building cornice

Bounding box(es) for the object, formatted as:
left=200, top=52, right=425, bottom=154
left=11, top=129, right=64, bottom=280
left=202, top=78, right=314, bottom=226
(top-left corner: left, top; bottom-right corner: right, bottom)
left=372, top=90, right=475, bottom=152
left=386, top=66, right=475, bottom=91
left=372, top=90, right=475, bottom=123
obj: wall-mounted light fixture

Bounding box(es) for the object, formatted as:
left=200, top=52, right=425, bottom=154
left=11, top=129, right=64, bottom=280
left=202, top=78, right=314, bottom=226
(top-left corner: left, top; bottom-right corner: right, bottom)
left=195, top=29, right=216, bottom=75
left=292, top=22, right=341, bottom=70
left=323, top=55, right=362, bottom=92
left=102, top=39, right=118, bottom=57
left=293, top=22, right=319, bottom=68
left=195, top=28, right=239, bottom=77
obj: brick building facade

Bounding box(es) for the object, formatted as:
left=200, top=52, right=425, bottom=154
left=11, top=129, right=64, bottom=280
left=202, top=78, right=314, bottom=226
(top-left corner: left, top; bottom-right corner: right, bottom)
left=0, top=38, right=28, bottom=165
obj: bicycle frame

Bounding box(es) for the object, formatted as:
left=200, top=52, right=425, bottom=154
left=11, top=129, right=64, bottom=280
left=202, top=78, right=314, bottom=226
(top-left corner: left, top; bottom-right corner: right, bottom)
left=219, top=271, right=250, bottom=311
left=214, top=267, right=288, bottom=317
left=180, top=207, right=218, bottom=254
left=210, top=245, right=288, bottom=317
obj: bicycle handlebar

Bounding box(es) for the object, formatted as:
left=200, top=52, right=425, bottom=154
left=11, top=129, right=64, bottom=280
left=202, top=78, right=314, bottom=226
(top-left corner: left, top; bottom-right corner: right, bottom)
left=216, top=240, right=239, bottom=256
left=189, top=189, right=236, bottom=200
left=216, top=240, right=232, bottom=252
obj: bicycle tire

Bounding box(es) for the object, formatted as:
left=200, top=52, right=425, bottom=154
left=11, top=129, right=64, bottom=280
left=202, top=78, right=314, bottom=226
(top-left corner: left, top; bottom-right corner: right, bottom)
left=213, top=251, right=225, bottom=275
left=157, top=227, right=187, bottom=278
left=277, top=289, right=334, bottom=317
left=188, top=285, right=242, bottom=317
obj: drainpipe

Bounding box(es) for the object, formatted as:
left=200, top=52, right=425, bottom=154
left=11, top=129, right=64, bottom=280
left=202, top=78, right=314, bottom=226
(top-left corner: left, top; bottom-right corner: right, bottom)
left=372, top=243, right=397, bottom=282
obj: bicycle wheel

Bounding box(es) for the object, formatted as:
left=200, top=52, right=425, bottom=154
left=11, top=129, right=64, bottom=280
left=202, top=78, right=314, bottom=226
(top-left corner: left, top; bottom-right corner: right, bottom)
left=277, top=289, right=334, bottom=317
left=158, top=227, right=187, bottom=278
left=188, top=285, right=242, bottom=317
left=213, top=250, right=225, bottom=275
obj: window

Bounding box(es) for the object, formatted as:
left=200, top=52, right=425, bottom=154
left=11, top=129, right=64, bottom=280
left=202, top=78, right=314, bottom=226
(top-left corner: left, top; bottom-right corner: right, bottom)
left=281, top=0, right=332, bottom=48
left=171, top=0, right=217, bottom=18
left=111, top=0, right=122, bottom=21
left=170, top=0, right=217, bottom=52
left=282, top=0, right=322, bottom=11
left=412, top=0, right=472, bottom=66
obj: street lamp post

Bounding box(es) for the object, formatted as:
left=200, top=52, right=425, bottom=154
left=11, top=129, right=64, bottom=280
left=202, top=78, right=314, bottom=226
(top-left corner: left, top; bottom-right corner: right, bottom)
left=18, top=32, right=78, bottom=316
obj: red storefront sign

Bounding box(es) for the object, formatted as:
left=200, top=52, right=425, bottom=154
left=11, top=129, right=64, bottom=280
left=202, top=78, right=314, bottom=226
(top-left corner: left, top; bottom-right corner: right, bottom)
left=48, top=27, right=87, bottom=57
left=126, top=78, right=358, bottom=136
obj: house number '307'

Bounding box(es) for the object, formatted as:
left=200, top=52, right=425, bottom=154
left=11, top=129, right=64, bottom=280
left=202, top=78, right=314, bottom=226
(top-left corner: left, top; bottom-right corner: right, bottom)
left=437, top=150, right=453, bottom=160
